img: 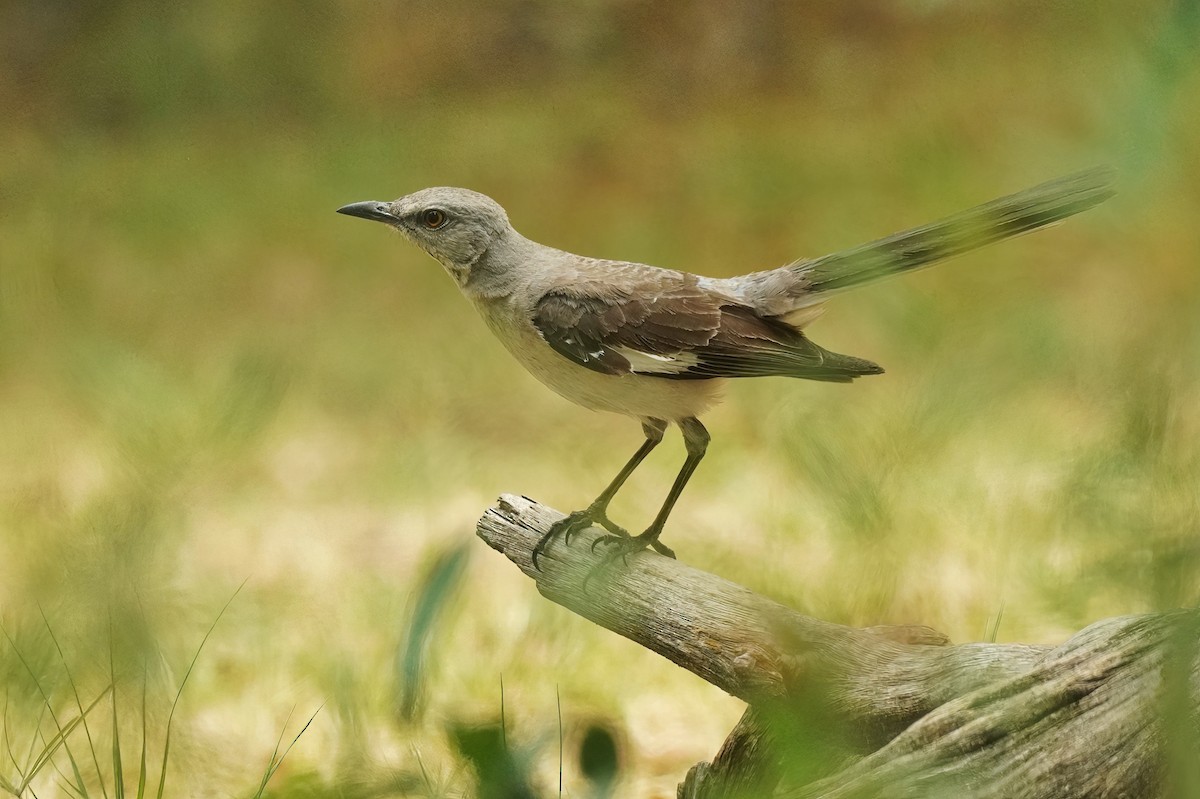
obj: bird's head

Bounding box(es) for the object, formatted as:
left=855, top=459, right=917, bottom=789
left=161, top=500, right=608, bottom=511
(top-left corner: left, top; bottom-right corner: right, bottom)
left=338, top=187, right=512, bottom=284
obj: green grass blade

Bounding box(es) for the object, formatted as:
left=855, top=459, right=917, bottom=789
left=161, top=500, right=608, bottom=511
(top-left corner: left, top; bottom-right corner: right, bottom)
left=984, top=602, right=1006, bottom=643
left=1, top=620, right=101, bottom=795
left=396, top=542, right=470, bottom=722
left=135, top=669, right=148, bottom=799
left=48, top=748, right=88, bottom=799
left=110, top=628, right=124, bottom=799
left=155, top=581, right=245, bottom=799
left=20, top=705, right=50, bottom=782
left=556, top=686, right=563, bottom=798
left=2, top=688, right=23, bottom=792
left=499, top=675, right=506, bottom=754
left=19, top=687, right=113, bottom=795
left=56, top=775, right=87, bottom=799
left=251, top=705, right=322, bottom=798
left=40, top=606, right=107, bottom=799
left=250, top=706, right=294, bottom=799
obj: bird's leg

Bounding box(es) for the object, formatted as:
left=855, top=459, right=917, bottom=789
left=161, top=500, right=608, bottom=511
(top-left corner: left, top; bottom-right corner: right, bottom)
left=531, top=419, right=667, bottom=570
left=591, top=417, right=709, bottom=565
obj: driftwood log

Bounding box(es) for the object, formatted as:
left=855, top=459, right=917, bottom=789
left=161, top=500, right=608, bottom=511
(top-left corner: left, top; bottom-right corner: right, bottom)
left=476, top=495, right=1200, bottom=799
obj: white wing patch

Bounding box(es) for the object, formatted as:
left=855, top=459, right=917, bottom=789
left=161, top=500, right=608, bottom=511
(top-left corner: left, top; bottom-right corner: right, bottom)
left=611, top=347, right=700, bottom=375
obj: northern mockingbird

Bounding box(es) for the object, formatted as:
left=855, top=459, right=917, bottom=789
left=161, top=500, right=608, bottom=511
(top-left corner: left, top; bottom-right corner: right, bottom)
left=338, top=168, right=1113, bottom=569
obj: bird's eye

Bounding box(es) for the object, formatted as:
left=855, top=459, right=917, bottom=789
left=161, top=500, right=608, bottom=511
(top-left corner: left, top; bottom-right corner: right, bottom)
left=421, top=209, right=448, bottom=229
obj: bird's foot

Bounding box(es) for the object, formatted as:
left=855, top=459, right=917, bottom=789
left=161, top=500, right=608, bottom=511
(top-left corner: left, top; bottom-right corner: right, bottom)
left=589, top=528, right=676, bottom=562
left=582, top=529, right=675, bottom=592
left=532, top=504, right=628, bottom=571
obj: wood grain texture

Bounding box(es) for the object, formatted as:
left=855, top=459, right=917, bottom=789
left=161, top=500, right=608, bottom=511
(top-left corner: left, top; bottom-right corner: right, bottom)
left=678, top=707, right=777, bottom=799
left=477, top=495, right=1198, bottom=798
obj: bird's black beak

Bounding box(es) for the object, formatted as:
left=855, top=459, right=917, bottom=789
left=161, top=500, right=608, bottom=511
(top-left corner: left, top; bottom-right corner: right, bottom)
left=336, top=201, right=397, bottom=223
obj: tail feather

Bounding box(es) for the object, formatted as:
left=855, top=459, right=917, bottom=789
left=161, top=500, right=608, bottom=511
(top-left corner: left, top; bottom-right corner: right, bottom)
left=800, top=345, right=885, bottom=383
left=794, top=166, right=1116, bottom=294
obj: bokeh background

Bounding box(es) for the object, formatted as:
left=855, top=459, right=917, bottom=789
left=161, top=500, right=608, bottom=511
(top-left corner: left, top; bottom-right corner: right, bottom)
left=2, top=1, right=1198, bottom=796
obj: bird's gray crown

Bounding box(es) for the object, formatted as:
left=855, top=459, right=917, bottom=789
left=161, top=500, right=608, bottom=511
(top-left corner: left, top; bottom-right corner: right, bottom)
left=392, top=186, right=510, bottom=228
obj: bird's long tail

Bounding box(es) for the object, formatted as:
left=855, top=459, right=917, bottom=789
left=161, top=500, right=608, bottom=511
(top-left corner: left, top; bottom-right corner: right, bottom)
left=792, top=166, right=1115, bottom=294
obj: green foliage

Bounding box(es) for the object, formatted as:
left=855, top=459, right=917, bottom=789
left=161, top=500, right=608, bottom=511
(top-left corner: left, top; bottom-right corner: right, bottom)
left=395, top=543, right=471, bottom=723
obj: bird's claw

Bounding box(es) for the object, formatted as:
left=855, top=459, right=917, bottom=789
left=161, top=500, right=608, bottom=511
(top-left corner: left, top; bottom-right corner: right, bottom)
left=532, top=506, right=631, bottom=571
left=581, top=530, right=675, bottom=593
left=532, top=505, right=677, bottom=574
left=589, top=533, right=625, bottom=554
left=589, top=530, right=676, bottom=560
left=532, top=510, right=590, bottom=571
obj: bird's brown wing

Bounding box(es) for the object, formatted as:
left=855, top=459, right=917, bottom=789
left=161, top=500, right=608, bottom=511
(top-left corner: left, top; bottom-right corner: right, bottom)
left=531, top=266, right=882, bottom=382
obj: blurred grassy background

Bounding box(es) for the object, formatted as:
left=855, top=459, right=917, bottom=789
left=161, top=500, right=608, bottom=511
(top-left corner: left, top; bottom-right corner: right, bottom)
left=1, top=0, right=1198, bottom=795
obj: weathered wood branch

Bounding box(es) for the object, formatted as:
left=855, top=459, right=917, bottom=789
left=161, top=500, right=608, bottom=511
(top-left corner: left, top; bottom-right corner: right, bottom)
left=477, top=495, right=1199, bottom=798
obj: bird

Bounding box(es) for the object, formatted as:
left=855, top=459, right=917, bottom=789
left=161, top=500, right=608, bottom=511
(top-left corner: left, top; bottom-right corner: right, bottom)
left=337, top=168, right=1114, bottom=570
